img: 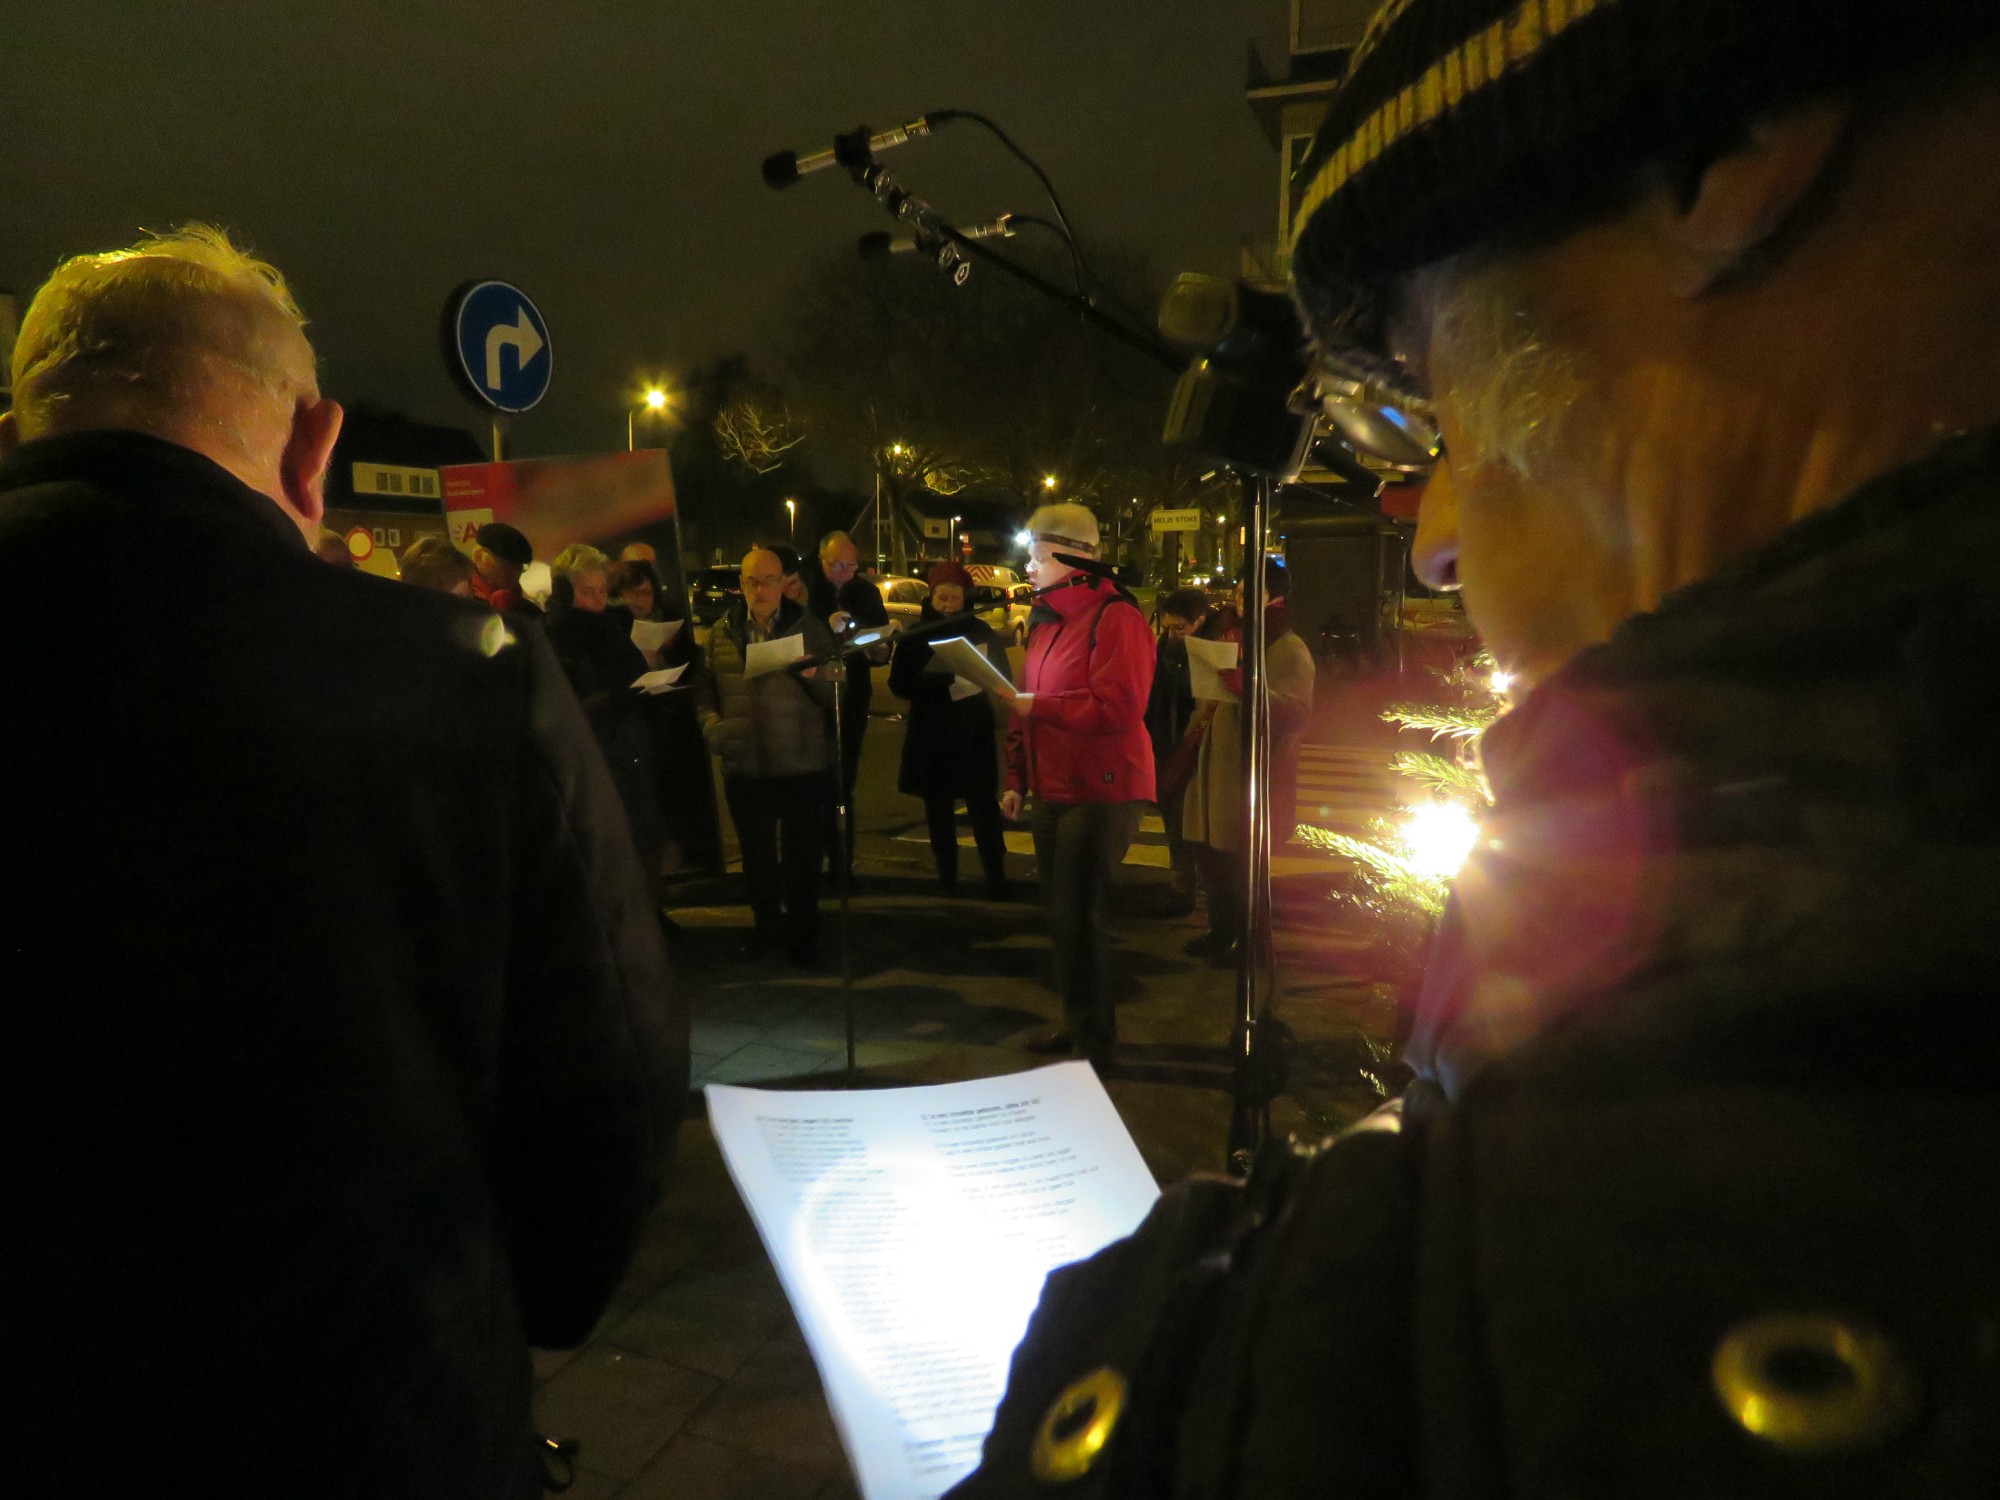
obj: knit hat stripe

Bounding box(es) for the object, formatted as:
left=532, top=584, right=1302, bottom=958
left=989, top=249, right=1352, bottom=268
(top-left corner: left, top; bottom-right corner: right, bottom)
left=1291, top=0, right=1616, bottom=252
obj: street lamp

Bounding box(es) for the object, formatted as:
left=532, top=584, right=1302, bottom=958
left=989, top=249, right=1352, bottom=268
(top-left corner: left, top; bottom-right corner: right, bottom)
left=1041, top=474, right=1058, bottom=491
left=785, top=497, right=797, bottom=540
left=628, top=385, right=671, bottom=451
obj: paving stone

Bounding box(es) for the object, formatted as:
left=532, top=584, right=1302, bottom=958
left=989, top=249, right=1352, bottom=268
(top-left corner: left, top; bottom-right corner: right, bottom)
left=604, top=1262, right=792, bottom=1380
left=703, top=1042, right=838, bottom=1085
left=618, top=1211, right=730, bottom=1297
left=685, top=1334, right=844, bottom=1470
left=621, top=1432, right=833, bottom=1500
left=692, top=1017, right=768, bottom=1057
left=534, top=1344, right=719, bottom=1482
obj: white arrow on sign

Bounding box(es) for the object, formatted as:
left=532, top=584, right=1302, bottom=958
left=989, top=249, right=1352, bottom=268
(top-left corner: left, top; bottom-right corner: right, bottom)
left=484, top=309, right=545, bottom=391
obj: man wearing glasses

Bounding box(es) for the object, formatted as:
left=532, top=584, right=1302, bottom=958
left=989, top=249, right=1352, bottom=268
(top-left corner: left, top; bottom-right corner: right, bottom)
left=955, top=1, right=2000, bottom=1491
left=699, top=547, right=838, bottom=965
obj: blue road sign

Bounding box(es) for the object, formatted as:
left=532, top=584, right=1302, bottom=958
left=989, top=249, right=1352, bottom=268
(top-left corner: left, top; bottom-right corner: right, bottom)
left=446, top=280, right=552, bottom=414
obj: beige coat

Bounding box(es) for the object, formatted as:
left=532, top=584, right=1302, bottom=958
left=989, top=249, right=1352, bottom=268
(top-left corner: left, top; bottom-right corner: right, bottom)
left=1182, top=630, right=1315, bottom=853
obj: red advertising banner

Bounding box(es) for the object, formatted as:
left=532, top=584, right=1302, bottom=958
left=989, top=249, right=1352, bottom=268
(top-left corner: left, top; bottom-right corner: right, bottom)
left=438, top=449, right=675, bottom=558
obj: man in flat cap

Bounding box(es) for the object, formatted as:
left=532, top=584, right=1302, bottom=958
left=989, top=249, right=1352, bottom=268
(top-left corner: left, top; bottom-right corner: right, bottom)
left=956, top=3, right=2000, bottom=1493
left=470, top=519, right=544, bottom=618
left=0, top=226, right=683, bottom=1497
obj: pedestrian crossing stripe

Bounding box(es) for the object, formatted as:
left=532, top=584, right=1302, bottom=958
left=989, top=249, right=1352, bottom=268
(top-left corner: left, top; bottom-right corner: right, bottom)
left=893, top=743, right=1407, bottom=873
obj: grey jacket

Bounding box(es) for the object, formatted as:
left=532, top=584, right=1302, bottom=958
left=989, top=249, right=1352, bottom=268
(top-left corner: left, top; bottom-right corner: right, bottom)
left=699, top=596, right=838, bottom=780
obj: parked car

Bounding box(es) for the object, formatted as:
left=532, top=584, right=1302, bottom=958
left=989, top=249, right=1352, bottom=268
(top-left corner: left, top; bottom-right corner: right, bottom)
left=878, top=575, right=931, bottom=632
left=688, top=565, right=742, bottom=625
left=972, top=582, right=1035, bottom=646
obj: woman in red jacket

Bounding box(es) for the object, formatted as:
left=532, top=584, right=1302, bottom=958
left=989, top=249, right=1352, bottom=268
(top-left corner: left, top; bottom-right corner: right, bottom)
left=1002, top=503, right=1155, bottom=1069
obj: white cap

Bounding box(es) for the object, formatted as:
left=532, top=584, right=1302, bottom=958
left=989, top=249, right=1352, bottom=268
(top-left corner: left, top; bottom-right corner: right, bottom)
left=1025, top=502, right=1100, bottom=553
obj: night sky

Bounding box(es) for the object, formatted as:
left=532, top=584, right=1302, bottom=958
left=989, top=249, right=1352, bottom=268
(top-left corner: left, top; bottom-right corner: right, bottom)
left=3, top=1, right=1281, bottom=462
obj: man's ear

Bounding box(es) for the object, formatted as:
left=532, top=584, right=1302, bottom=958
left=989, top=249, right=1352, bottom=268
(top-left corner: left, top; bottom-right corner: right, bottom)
left=279, top=395, right=343, bottom=533
left=1659, top=96, right=1853, bottom=296
left=0, top=409, right=21, bottom=461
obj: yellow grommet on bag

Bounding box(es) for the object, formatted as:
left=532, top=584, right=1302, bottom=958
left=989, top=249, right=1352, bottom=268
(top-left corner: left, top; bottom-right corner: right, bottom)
left=1030, top=1367, right=1128, bottom=1483
left=1712, top=1312, right=1921, bottom=1455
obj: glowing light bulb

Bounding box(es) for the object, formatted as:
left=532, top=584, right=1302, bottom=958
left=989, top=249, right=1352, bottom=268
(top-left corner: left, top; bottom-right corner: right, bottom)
left=1489, top=669, right=1514, bottom=696
left=644, top=387, right=668, bottom=410
left=1401, top=800, right=1480, bottom=881
left=1042, top=474, right=1058, bottom=490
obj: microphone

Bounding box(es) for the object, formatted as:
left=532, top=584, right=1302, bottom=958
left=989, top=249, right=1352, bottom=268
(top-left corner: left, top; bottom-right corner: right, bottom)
left=763, top=117, right=934, bottom=189
left=857, top=214, right=1016, bottom=261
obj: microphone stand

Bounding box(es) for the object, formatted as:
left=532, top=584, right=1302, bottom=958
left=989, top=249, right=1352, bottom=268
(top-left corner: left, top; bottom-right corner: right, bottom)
left=794, top=629, right=881, bottom=1076
left=1225, top=475, right=1278, bottom=1173
left=840, top=151, right=1183, bottom=374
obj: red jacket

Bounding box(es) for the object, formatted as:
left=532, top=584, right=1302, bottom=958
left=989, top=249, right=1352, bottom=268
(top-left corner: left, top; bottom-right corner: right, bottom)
left=1006, top=575, right=1156, bottom=803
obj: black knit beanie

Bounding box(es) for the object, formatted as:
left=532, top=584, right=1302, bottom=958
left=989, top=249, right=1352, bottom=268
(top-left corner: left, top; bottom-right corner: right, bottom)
left=1291, top=0, right=2000, bottom=376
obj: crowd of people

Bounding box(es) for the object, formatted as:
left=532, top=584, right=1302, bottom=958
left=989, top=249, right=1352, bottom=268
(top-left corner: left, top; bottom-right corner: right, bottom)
left=379, top=495, right=1313, bottom=1027
left=12, top=1, right=1995, bottom=1492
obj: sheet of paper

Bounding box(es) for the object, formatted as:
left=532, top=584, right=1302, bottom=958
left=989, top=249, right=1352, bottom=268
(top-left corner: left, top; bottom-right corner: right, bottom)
left=948, top=677, right=983, bottom=702
left=1184, top=636, right=1240, bottom=702
left=923, top=636, right=1013, bottom=698
left=744, top=633, right=808, bottom=680
left=630, top=617, right=683, bottom=653
left=631, top=664, right=689, bottom=694
left=708, top=1064, right=1159, bottom=1500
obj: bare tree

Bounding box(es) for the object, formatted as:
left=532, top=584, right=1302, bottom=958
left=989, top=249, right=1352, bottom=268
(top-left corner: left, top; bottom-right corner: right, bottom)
left=712, top=396, right=807, bottom=476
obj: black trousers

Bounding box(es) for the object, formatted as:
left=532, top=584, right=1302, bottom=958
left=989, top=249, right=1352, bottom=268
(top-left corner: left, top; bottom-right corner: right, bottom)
left=923, top=790, right=1009, bottom=892
left=1031, top=799, right=1138, bottom=1055
left=725, top=773, right=827, bottom=957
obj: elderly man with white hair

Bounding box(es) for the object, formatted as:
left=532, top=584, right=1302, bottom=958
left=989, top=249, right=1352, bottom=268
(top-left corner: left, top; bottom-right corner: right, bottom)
left=0, top=226, right=682, bottom=1498
left=952, top=2, right=2000, bottom=1494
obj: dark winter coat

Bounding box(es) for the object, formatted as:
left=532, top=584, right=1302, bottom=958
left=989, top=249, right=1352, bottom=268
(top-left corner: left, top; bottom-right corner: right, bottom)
left=0, top=432, right=684, bottom=1500
left=613, top=602, right=723, bottom=871
left=698, top=595, right=838, bottom=780
left=889, top=605, right=1011, bottom=799
left=954, top=425, right=2000, bottom=1497
left=545, top=599, right=663, bottom=868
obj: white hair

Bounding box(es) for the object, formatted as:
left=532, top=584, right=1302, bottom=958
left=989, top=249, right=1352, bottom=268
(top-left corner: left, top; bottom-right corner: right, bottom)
left=1026, top=502, right=1100, bottom=553
left=9, top=223, right=316, bottom=462
left=1414, top=251, right=1585, bottom=485
left=550, top=543, right=612, bottom=580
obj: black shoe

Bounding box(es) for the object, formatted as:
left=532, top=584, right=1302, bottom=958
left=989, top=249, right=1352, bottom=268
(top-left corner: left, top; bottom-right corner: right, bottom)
left=729, top=937, right=764, bottom=963
left=983, top=878, right=1014, bottom=902
left=1205, top=940, right=1242, bottom=970
left=1023, top=1027, right=1075, bottom=1056
left=1183, top=930, right=1230, bottom=959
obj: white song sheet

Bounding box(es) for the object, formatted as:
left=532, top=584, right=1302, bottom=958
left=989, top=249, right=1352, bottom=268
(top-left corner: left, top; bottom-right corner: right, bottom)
left=630, top=663, right=688, bottom=694
left=1183, top=636, right=1240, bottom=702
left=921, top=636, right=1015, bottom=699
left=743, top=633, right=807, bottom=680
left=630, top=617, right=683, bottom=653
left=707, top=1064, right=1159, bottom=1500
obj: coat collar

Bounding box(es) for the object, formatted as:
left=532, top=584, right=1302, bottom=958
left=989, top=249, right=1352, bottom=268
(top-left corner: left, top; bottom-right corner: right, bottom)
left=728, top=593, right=804, bottom=642
left=1431, top=420, right=2000, bottom=1091
left=0, top=429, right=309, bottom=552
